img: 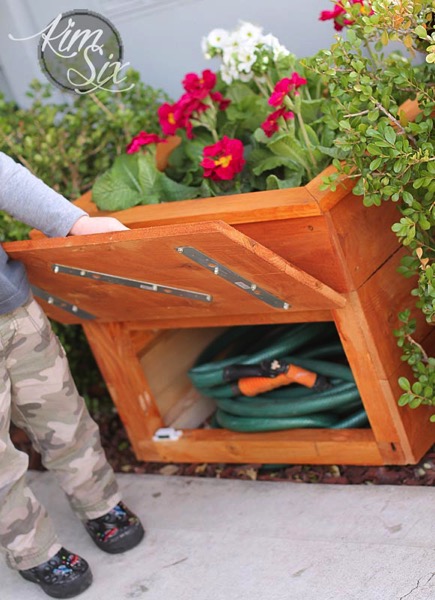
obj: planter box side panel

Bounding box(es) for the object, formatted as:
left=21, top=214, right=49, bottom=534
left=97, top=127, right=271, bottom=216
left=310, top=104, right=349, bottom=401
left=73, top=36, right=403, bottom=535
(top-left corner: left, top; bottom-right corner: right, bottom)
left=357, top=247, right=433, bottom=380
left=236, top=216, right=351, bottom=293
left=380, top=345, right=435, bottom=464
left=333, top=291, right=435, bottom=464
left=324, top=191, right=401, bottom=290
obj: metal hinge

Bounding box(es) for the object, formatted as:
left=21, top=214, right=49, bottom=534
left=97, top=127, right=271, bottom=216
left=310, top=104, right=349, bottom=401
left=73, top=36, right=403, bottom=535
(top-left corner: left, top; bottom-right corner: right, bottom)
left=152, top=427, right=183, bottom=442
left=31, top=285, right=96, bottom=320
left=176, top=246, right=291, bottom=310
left=52, top=264, right=212, bottom=303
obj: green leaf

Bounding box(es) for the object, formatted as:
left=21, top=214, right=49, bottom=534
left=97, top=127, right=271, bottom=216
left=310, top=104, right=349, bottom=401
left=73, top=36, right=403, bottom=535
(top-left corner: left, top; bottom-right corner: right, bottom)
left=250, top=152, right=292, bottom=176
left=385, top=127, right=397, bottom=145
left=409, top=397, right=422, bottom=409
left=402, top=191, right=414, bottom=205
left=415, top=25, right=428, bottom=39
left=226, top=96, right=266, bottom=132
left=300, top=99, right=323, bottom=123
left=111, top=154, right=141, bottom=193
left=370, top=157, right=382, bottom=171
left=398, top=377, right=410, bottom=391
left=93, top=153, right=166, bottom=209
left=183, top=130, right=214, bottom=166
left=226, top=82, right=257, bottom=103
left=268, top=134, right=311, bottom=173
left=93, top=162, right=144, bottom=211
left=424, top=386, right=433, bottom=398
left=317, top=145, right=346, bottom=160
left=159, top=174, right=201, bottom=202
left=412, top=382, right=423, bottom=395
left=137, top=154, right=161, bottom=195
left=252, top=156, right=294, bottom=175
left=297, top=123, right=320, bottom=147
left=266, top=171, right=303, bottom=190
left=366, top=144, right=382, bottom=155
left=199, top=179, right=214, bottom=198
left=398, top=393, right=410, bottom=406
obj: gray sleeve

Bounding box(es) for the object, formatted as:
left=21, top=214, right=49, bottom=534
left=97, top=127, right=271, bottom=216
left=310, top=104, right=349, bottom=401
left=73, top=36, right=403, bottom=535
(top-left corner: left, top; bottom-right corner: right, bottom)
left=0, top=152, right=88, bottom=237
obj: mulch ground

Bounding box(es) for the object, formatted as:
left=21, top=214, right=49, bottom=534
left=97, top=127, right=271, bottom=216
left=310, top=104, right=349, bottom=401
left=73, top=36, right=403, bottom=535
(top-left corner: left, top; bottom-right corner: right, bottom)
left=12, top=410, right=435, bottom=486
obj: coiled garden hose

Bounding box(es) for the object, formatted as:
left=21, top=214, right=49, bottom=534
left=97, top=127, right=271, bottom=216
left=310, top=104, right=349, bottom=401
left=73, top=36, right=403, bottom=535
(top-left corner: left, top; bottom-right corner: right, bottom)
left=188, top=323, right=369, bottom=432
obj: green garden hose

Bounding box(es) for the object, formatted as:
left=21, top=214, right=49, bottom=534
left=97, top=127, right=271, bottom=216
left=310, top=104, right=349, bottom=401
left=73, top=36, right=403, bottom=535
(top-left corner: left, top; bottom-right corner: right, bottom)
left=188, top=324, right=369, bottom=432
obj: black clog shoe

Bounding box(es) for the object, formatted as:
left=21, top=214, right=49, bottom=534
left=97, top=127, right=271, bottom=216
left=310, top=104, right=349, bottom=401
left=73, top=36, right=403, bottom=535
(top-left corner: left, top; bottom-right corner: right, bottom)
left=84, top=501, right=145, bottom=554
left=19, top=547, right=92, bottom=598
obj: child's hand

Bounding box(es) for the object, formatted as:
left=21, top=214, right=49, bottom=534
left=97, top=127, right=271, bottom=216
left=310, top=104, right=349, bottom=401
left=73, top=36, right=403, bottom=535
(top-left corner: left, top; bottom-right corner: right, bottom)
left=69, top=216, right=129, bottom=235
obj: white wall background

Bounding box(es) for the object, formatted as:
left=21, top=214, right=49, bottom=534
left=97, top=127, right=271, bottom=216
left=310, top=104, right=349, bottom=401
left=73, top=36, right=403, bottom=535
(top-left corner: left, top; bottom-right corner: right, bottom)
left=0, top=0, right=337, bottom=105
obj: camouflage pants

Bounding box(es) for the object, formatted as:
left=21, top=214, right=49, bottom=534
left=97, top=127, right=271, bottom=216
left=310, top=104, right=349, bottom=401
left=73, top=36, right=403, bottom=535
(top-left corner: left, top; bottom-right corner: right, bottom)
left=0, top=294, right=121, bottom=570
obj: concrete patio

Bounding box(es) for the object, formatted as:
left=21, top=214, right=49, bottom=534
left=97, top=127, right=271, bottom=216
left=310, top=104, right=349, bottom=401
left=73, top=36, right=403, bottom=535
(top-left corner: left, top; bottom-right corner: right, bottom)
left=2, top=471, right=435, bottom=600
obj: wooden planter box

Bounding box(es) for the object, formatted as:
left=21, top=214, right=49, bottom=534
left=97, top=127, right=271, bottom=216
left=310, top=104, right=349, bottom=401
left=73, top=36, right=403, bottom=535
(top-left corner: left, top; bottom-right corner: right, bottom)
left=7, top=101, right=434, bottom=466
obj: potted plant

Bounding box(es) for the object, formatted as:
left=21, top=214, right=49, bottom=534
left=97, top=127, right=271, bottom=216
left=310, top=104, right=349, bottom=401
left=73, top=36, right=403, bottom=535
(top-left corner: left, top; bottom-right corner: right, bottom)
left=92, top=21, right=334, bottom=207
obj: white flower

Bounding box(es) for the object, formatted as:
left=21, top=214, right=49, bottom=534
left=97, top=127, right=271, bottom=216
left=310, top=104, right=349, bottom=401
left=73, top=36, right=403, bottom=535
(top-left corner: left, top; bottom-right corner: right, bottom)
left=273, top=43, right=289, bottom=60
left=261, top=34, right=279, bottom=52
left=260, top=34, right=290, bottom=60
left=220, top=65, right=235, bottom=84
left=204, top=22, right=290, bottom=79
left=237, top=46, right=258, bottom=73
left=206, top=28, right=230, bottom=50
left=222, top=44, right=238, bottom=67
left=226, top=31, right=243, bottom=52
left=237, top=21, right=263, bottom=44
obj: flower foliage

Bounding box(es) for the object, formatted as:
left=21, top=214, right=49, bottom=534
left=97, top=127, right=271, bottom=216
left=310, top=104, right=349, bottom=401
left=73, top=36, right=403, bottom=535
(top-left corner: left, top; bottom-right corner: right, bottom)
left=93, top=22, right=334, bottom=206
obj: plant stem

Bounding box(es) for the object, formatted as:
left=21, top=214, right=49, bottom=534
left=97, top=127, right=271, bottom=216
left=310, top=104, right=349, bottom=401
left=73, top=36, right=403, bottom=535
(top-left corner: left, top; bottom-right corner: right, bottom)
left=296, top=109, right=318, bottom=174
left=210, top=128, right=219, bottom=143
left=254, top=76, right=270, bottom=100
left=344, top=109, right=370, bottom=118
left=363, top=40, right=379, bottom=68
left=370, top=97, right=417, bottom=147
left=196, top=101, right=220, bottom=142
left=405, top=334, right=429, bottom=363
left=264, top=73, right=276, bottom=94
left=89, top=93, right=114, bottom=119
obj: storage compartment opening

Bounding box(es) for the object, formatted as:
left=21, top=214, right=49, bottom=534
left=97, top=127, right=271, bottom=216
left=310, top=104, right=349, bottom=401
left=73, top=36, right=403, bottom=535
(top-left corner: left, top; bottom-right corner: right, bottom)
left=137, top=322, right=370, bottom=433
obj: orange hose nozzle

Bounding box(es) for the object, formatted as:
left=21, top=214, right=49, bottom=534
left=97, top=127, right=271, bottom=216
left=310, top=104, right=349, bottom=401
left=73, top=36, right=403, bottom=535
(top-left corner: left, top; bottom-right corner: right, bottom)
left=238, top=364, right=317, bottom=397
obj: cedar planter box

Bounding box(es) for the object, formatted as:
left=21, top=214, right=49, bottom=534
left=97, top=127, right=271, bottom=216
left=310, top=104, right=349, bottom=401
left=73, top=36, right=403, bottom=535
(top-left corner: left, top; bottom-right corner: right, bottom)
left=7, top=101, right=434, bottom=466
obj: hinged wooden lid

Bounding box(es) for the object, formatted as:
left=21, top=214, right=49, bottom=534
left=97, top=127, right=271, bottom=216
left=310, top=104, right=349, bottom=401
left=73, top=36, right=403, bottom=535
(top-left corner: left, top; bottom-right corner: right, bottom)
left=4, top=220, right=345, bottom=324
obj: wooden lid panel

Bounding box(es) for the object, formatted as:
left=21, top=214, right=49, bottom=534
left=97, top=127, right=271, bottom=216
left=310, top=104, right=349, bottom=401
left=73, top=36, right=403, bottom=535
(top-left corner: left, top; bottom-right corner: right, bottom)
left=5, top=221, right=345, bottom=324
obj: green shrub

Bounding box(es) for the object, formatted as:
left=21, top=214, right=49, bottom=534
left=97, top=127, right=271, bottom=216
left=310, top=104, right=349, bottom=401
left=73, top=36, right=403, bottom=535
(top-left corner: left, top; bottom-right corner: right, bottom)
left=313, top=0, right=434, bottom=408
left=0, top=70, right=170, bottom=200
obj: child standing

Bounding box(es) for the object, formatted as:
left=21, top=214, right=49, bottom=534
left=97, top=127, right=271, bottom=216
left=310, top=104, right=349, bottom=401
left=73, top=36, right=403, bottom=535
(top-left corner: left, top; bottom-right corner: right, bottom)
left=0, top=152, right=144, bottom=598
